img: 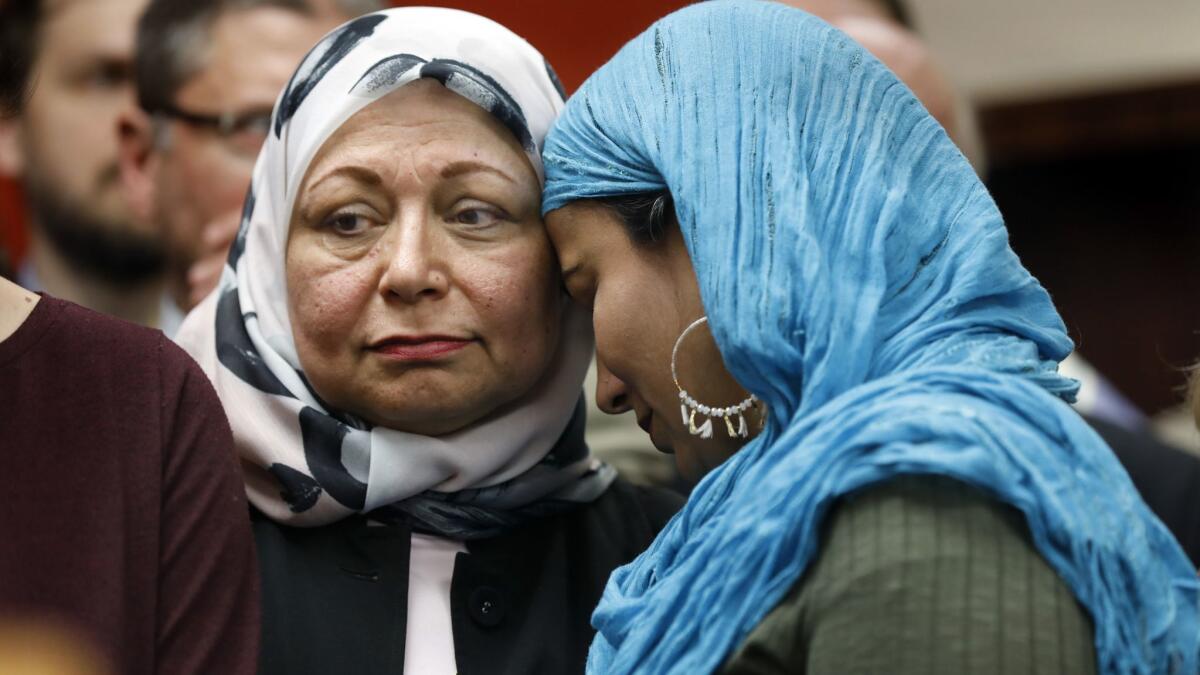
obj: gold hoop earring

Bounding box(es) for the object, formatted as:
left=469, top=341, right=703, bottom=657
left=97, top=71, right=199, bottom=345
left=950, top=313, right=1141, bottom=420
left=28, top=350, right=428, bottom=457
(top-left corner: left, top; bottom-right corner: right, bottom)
left=671, top=316, right=758, bottom=439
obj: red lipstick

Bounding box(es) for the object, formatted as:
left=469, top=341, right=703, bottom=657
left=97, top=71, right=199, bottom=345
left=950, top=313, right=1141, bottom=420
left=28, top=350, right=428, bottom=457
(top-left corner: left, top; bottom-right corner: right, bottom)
left=369, top=335, right=472, bottom=362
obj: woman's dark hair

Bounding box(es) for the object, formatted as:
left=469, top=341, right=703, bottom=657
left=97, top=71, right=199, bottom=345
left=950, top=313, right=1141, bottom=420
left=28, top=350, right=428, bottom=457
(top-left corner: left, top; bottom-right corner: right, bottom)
left=595, top=191, right=675, bottom=244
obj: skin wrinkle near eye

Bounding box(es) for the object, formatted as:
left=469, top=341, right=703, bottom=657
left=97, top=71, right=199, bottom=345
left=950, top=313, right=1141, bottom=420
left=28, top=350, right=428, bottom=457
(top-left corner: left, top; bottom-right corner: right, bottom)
left=305, top=165, right=385, bottom=194
left=440, top=160, right=516, bottom=184
left=301, top=168, right=519, bottom=232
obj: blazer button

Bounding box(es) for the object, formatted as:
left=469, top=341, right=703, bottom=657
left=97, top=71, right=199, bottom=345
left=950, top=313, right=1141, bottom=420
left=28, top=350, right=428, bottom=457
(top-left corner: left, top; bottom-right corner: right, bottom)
left=469, top=587, right=505, bottom=627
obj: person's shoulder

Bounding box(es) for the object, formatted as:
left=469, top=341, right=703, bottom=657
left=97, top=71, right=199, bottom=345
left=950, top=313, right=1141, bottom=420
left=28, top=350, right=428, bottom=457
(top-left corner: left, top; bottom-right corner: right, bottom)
left=60, top=297, right=214, bottom=394
left=19, top=295, right=179, bottom=386
left=799, top=474, right=1052, bottom=610
left=604, top=476, right=684, bottom=528
left=568, top=475, right=686, bottom=554
left=43, top=296, right=224, bottom=439
left=41, top=295, right=166, bottom=356
left=721, top=475, right=1098, bottom=675
left=50, top=294, right=154, bottom=336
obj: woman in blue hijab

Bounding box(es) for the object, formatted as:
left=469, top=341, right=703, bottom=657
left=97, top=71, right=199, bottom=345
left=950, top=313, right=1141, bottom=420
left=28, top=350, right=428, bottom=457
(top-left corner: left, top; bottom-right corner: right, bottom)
left=541, top=2, right=1199, bottom=673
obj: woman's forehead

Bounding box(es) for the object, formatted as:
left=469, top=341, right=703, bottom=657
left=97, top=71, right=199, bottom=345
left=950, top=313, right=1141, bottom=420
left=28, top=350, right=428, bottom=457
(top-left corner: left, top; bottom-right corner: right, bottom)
left=306, top=80, right=536, bottom=182
left=546, top=203, right=623, bottom=251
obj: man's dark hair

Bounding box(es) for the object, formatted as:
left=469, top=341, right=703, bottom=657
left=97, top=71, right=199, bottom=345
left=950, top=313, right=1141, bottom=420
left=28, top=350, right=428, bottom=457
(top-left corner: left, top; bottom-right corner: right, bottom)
left=876, top=0, right=913, bottom=30
left=0, top=0, right=42, bottom=115
left=135, top=0, right=385, bottom=115
left=596, top=192, right=675, bottom=244
left=135, top=0, right=314, bottom=114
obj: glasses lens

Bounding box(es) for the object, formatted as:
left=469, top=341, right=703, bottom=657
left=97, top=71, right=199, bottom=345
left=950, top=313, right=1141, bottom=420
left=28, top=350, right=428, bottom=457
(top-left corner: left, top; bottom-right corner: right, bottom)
left=226, top=114, right=271, bottom=159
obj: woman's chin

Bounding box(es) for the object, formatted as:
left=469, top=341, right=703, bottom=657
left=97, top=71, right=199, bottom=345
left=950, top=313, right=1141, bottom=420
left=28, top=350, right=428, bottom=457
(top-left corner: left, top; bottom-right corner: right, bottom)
left=649, top=431, right=675, bottom=455
left=347, top=392, right=494, bottom=436
left=368, top=408, right=480, bottom=436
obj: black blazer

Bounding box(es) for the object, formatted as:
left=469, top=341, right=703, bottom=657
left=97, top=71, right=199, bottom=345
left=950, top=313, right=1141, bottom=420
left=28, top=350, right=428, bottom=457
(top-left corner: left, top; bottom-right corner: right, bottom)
left=1087, top=415, right=1200, bottom=567
left=252, top=477, right=682, bottom=675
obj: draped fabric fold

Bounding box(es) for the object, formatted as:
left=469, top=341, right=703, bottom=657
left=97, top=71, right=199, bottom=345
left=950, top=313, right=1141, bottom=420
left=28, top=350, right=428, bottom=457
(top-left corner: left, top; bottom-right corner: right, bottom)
left=541, top=2, right=1199, bottom=672
left=177, top=7, right=613, bottom=538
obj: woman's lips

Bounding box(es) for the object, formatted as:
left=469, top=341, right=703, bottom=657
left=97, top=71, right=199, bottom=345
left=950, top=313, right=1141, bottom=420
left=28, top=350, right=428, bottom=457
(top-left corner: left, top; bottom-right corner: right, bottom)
left=369, top=336, right=472, bottom=362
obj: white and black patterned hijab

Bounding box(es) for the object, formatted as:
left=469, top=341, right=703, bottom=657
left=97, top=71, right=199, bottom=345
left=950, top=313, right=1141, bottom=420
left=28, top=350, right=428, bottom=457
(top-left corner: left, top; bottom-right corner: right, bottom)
left=176, top=7, right=613, bottom=537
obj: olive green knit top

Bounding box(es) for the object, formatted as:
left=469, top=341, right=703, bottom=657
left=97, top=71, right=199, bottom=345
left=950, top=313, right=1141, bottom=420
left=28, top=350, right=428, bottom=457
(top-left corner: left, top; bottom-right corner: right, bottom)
left=720, top=475, right=1097, bottom=674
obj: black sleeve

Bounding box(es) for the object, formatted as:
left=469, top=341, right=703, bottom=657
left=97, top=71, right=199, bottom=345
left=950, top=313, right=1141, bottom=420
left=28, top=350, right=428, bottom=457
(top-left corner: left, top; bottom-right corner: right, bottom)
left=629, top=483, right=686, bottom=533
left=1086, top=415, right=1200, bottom=567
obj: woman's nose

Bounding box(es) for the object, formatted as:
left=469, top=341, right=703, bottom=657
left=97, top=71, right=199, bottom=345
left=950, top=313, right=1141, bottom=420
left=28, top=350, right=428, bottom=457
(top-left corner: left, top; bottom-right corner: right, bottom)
left=379, top=219, right=450, bottom=303
left=595, top=358, right=633, bottom=415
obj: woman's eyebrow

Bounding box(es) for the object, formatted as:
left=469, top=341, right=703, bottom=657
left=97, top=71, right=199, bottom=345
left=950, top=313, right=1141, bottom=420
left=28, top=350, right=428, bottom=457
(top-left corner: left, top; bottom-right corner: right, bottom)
left=440, top=160, right=516, bottom=184
left=307, top=165, right=383, bottom=192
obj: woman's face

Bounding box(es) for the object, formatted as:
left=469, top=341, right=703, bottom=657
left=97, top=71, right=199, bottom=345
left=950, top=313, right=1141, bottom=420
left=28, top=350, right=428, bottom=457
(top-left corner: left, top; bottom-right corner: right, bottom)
left=545, top=202, right=756, bottom=483
left=286, top=80, right=561, bottom=436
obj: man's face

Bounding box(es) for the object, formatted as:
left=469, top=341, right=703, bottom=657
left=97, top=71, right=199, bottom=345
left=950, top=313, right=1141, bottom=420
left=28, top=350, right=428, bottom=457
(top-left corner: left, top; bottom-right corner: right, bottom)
left=6, top=0, right=160, bottom=282
left=149, top=7, right=338, bottom=282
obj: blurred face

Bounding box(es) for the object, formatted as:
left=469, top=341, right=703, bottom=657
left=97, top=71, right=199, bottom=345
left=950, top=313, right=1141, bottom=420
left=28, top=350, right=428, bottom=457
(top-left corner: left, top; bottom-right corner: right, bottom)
left=546, top=202, right=757, bottom=483
left=832, top=16, right=957, bottom=135
left=149, top=7, right=339, bottom=289
left=781, top=0, right=960, bottom=138
left=286, top=80, right=561, bottom=436
left=0, top=0, right=160, bottom=280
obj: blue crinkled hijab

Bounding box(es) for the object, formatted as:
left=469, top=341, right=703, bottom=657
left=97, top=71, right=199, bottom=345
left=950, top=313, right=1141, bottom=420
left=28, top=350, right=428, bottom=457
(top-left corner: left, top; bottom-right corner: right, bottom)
left=541, top=2, right=1200, bottom=673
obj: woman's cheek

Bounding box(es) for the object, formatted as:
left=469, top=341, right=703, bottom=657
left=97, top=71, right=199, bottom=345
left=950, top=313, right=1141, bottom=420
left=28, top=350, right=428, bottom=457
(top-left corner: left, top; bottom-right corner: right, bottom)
left=288, top=250, right=376, bottom=352
left=466, top=243, right=559, bottom=367
left=591, top=290, right=628, bottom=377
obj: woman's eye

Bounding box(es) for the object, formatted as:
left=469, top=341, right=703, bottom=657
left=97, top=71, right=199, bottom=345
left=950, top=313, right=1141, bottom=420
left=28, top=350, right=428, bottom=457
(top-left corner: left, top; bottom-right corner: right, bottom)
left=452, top=207, right=503, bottom=228
left=322, top=212, right=371, bottom=235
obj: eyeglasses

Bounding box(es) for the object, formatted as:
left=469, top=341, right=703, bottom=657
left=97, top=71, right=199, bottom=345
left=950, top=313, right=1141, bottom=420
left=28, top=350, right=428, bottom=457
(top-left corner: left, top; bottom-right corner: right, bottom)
left=150, top=103, right=273, bottom=159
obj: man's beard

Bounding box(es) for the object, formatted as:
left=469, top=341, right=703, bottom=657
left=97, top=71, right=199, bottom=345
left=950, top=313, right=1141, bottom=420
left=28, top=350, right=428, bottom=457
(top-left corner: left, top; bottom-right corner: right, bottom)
left=25, top=163, right=165, bottom=287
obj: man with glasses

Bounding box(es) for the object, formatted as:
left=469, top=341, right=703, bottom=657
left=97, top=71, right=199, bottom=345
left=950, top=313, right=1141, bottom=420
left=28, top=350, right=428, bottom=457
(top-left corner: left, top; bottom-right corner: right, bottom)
left=119, top=0, right=381, bottom=334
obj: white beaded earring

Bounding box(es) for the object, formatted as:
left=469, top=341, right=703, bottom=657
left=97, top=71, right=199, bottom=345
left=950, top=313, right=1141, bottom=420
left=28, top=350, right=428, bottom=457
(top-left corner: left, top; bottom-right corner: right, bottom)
left=670, top=316, right=759, bottom=439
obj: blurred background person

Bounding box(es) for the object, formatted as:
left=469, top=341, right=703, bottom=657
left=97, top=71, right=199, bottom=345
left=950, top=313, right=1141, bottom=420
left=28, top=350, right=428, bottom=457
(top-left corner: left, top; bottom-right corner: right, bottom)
left=0, top=0, right=166, bottom=326
left=781, top=0, right=984, bottom=168
left=892, top=0, right=1200, bottom=455
left=118, top=0, right=383, bottom=334
left=0, top=31, right=260, bottom=672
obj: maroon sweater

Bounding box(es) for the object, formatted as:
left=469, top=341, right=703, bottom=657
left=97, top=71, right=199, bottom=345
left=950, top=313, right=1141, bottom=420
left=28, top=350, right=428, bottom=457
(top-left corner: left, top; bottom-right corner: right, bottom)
left=0, top=296, right=259, bottom=674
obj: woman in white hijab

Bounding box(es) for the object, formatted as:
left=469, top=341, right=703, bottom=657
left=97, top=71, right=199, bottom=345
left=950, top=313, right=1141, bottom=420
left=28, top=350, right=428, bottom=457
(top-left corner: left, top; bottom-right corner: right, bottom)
left=176, top=8, right=680, bottom=674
